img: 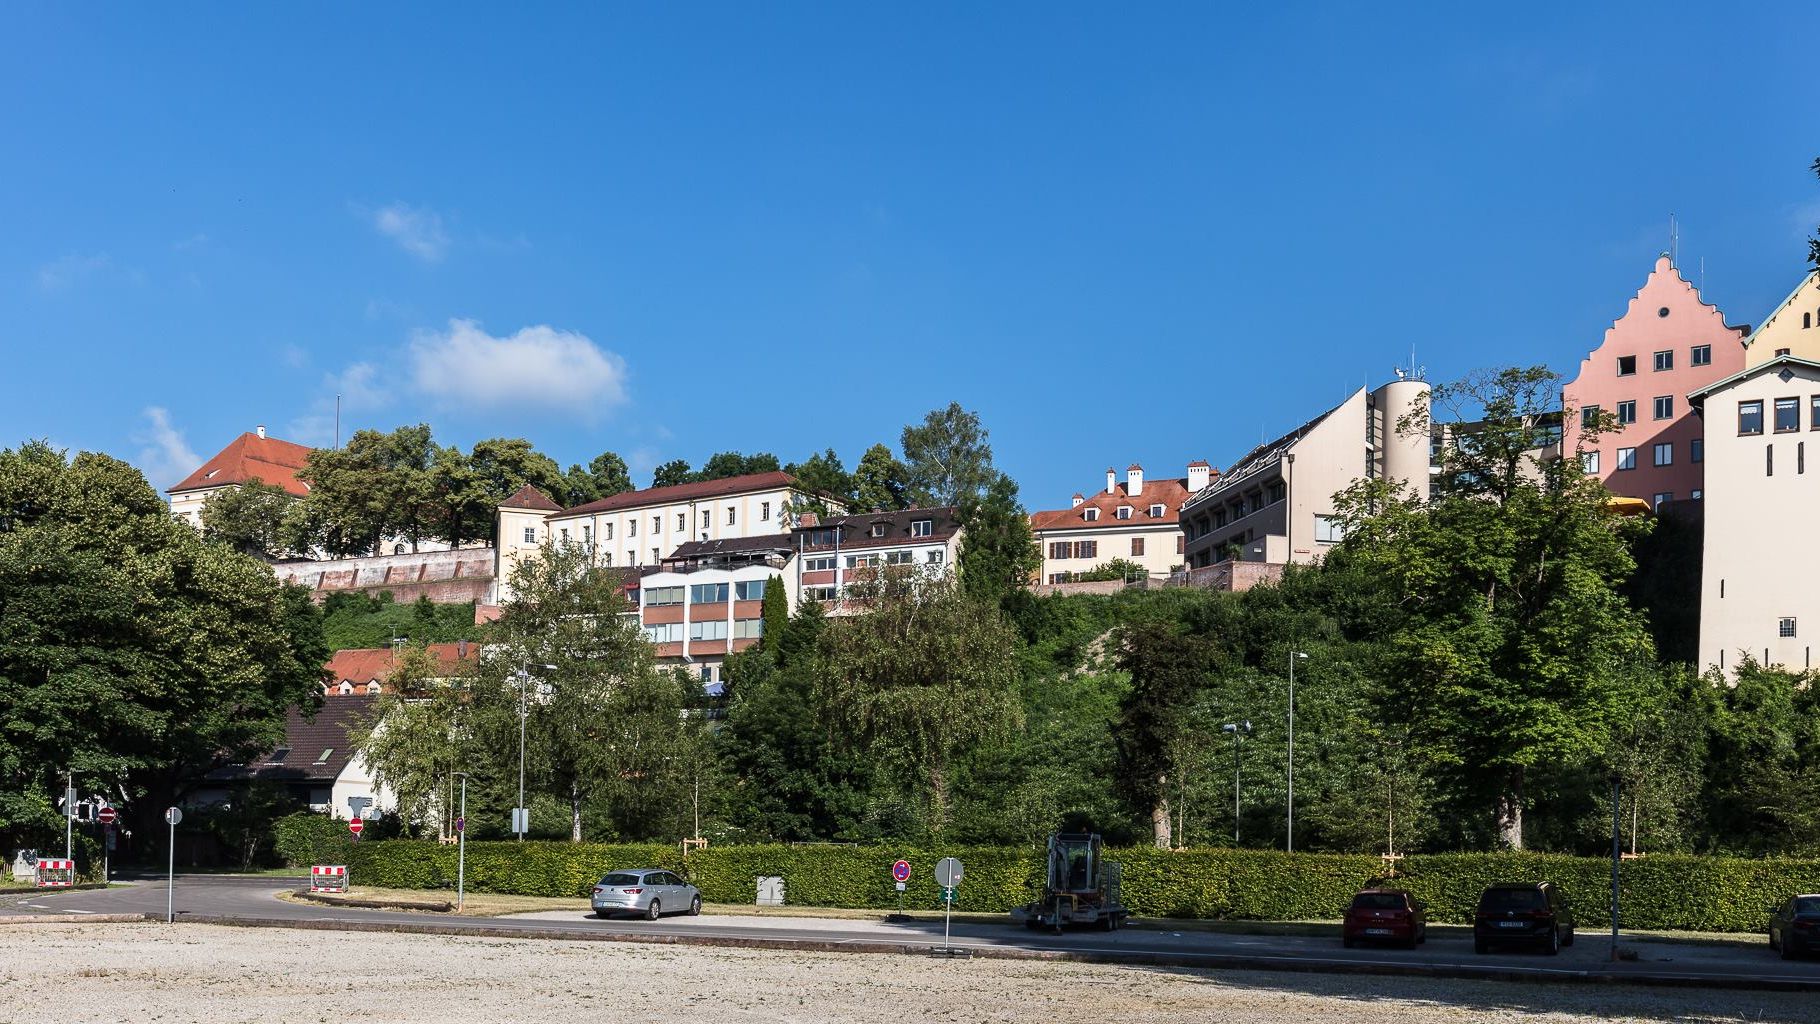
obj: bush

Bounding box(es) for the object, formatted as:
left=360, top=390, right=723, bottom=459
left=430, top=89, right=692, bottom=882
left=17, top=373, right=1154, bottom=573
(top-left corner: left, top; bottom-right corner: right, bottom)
left=328, top=840, right=1820, bottom=932
left=273, top=812, right=353, bottom=867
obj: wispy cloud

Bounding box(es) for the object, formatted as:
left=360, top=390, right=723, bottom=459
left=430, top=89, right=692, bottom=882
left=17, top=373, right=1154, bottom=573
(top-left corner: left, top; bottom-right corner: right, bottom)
left=408, top=319, right=629, bottom=415
left=36, top=253, right=112, bottom=292
left=133, top=407, right=202, bottom=490
left=371, top=201, right=449, bottom=262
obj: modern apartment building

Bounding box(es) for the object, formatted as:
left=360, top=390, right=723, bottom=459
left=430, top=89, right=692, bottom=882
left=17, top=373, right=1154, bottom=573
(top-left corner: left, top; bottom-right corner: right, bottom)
left=1562, top=255, right=1749, bottom=508
left=1029, top=463, right=1212, bottom=583
left=1690, top=353, right=1820, bottom=674
left=1740, top=269, right=1820, bottom=368
left=167, top=425, right=313, bottom=528
left=1180, top=379, right=1429, bottom=568
left=493, top=471, right=845, bottom=602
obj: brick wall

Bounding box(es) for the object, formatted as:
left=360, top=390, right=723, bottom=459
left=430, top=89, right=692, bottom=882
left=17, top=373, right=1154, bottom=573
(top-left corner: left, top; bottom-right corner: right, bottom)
left=274, top=549, right=495, bottom=605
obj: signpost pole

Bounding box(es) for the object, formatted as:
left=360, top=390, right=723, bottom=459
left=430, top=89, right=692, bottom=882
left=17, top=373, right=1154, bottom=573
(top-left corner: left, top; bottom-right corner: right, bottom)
left=66, top=770, right=74, bottom=861
left=1609, top=775, right=1621, bottom=962
left=164, top=807, right=182, bottom=924
left=456, top=774, right=468, bottom=912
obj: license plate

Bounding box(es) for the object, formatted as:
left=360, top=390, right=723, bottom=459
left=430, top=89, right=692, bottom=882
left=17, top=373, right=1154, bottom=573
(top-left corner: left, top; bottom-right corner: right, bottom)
left=1497, top=921, right=1526, bottom=929
left=1364, top=928, right=1393, bottom=935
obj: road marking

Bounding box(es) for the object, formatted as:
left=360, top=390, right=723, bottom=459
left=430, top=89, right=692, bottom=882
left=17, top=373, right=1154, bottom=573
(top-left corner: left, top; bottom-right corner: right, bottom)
left=64, top=908, right=95, bottom=914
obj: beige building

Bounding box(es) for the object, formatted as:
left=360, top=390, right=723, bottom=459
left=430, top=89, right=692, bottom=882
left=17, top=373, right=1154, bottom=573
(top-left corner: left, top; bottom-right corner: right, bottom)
left=1030, top=463, right=1212, bottom=583
left=1180, top=379, right=1429, bottom=568
left=492, top=471, right=845, bottom=602
left=1690, top=354, right=1820, bottom=674
left=1741, top=269, right=1820, bottom=368
left=166, top=425, right=312, bottom=528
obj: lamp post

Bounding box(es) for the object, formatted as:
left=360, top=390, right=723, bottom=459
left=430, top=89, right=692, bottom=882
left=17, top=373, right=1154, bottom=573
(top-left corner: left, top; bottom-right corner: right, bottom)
left=1609, top=773, right=1622, bottom=961
left=1287, top=650, right=1307, bottom=853
left=1222, top=721, right=1251, bottom=844
left=514, top=663, right=558, bottom=841
left=452, top=772, right=468, bottom=912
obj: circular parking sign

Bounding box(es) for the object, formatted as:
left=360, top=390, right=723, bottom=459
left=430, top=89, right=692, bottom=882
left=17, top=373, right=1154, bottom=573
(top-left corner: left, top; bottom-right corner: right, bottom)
left=892, top=859, right=911, bottom=883
left=164, top=807, right=183, bottom=826
left=935, top=857, right=963, bottom=888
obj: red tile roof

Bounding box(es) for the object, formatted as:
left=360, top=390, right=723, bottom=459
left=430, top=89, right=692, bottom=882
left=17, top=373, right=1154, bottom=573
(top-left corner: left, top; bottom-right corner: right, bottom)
left=500, top=484, right=563, bottom=512
left=553, top=471, right=798, bottom=519
left=1029, top=476, right=1203, bottom=532
left=324, top=642, right=479, bottom=690
left=168, top=432, right=315, bottom=498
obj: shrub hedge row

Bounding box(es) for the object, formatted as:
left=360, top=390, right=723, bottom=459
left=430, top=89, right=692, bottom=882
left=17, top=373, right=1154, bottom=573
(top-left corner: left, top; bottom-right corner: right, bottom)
left=322, top=840, right=1820, bottom=933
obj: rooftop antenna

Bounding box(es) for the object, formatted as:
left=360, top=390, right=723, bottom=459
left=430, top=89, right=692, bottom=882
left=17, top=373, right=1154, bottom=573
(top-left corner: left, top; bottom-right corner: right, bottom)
left=334, top=394, right=342, bottom=449
left=1670, top=213, right=1678, bottom=268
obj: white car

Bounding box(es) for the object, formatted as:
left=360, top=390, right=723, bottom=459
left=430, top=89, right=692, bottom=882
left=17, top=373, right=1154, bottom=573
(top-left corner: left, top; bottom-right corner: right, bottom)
left=591, top=868, right=701, bottom=920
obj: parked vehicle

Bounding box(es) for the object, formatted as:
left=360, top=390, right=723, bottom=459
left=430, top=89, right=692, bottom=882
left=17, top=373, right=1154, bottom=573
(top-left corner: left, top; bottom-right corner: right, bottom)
left=591, top=868, right=701, bottom=920
left=1010, top=832, right=1128, bottom=933
left=1342, top=888, right=1426, bottom=949
left=1472, top=882, right=1575, bottom=955
left=1769, top=895, right=1820, bottom=959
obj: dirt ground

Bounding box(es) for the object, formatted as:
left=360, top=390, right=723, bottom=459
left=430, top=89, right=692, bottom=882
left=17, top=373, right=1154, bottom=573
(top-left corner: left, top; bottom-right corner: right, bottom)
left=0, top=921, right=1809, bottom=1023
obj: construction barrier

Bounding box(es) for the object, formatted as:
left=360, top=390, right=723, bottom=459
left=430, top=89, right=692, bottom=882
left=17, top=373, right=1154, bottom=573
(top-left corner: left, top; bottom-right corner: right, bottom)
left=310, top=865, right=349, bottom=893
left=34, top=859, right=75, bottom=888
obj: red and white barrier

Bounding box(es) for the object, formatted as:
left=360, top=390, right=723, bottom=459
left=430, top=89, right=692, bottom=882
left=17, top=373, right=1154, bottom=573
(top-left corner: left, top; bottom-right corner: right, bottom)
left=310, top=864, right=349, bottom=893
left=34, top=858, right=76, bottom=888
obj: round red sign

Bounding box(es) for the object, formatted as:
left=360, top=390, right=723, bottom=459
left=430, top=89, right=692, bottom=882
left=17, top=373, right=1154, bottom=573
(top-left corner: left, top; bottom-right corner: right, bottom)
left=97, top=807, right=118, bottom=825
left=348, top=817, right=364, bottom=835
left=892, top=859, right=911, bottom=882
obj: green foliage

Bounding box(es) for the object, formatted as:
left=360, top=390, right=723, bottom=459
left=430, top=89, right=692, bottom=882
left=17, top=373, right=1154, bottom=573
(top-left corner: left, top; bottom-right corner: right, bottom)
left=957, top=470, right=1039, bottom=607
left=852, top=443, right=910, bottom=512
left=783, top=449, right=853, bottom=511
left=1067, top=558, right=1150, bottom=583
left=901, top=402, right=995, bottom=508
left=319, top=592, right=481, bottom=651
left=273, top=811, right=354, bottom=867
left=200, top=480, right=302, bottom=561
left=759, top=576, right=788, bottom=649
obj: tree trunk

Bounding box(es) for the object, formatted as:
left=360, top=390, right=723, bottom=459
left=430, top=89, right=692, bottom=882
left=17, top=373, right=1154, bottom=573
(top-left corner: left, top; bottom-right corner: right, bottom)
left=1153, top=773, right=1173, bottom=849
left=1494, top=770, right=1524, bottom=850
left=928, top=762, right=949, bottom=837
left=570, top=780, right=583, bottom=843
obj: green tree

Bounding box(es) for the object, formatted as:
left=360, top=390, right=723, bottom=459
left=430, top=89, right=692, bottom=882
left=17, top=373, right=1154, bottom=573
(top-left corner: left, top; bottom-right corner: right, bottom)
left=1331, top=367, right=1654, bottom=848
left=1068, top=557, right=1149, bottom=583
left=759, top=576, right=789, bottom=651
left=812, top=576, right=1021, bottom=835
left=200, top=479, right=301, bottom=561
left=1809, top=156, right=1820, bottom=271
left=0, top=442, right=326, bottom=851
left=698, top=451, right=781, bottom=482
left=559, top=450, right=633, bottom=507
left=901, top=402, right=995, bottom=507
left=351, top=644, right=474, bottom=837
left=957, top=470, right=1040, bottom=606
left=295, top=424, right=440, bottom=555
left=651, top=459, right=693, bottom=488
left=852, top=442, right=910, bottom=512
left=784, top=448, right=854, bottom=510
left=1113, top=622, right=1213, bottom=847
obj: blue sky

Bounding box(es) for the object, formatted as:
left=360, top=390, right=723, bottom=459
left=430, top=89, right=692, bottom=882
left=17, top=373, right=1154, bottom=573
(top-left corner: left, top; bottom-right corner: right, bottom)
left=4, top=3, right=1817, bottom=508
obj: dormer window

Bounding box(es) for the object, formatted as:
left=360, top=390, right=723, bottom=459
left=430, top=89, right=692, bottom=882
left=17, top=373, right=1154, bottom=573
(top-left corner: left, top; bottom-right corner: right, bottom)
left=1149, top=504, right=1165, bottom=518
left=337, top=682, right=353, bottom=695
left=1116, top=506, right=1133, bottom=520
left=910, top=519, right=933, bottom=538
left=366, top=682, right=380, bottom=695
left=870, top=523, right=888, bottom=538
left=1083, top=508, right=1100, bottom=522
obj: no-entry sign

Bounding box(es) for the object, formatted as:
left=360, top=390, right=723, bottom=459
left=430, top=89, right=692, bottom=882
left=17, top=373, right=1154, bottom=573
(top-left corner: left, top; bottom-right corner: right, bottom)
left=348, top=817, right=364, bottom=837
left=97, top=807, right=118, bottom=825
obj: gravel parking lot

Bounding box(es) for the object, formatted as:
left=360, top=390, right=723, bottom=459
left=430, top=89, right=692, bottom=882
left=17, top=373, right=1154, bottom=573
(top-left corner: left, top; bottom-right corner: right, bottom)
left=0, top=921, right=1812, bottom=1023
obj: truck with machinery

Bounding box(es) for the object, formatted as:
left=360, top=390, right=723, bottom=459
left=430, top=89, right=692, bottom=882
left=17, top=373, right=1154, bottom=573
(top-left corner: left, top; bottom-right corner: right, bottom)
left=1011, top=832, right=1128, bottom=932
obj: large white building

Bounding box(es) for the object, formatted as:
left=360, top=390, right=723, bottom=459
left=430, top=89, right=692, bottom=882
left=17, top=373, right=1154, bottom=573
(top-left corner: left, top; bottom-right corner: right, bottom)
left=1030, top=463, right=1213, bottom=583
left=1690, top=353, right=1820, bottom=674
left=166, top=426, right=313, bottom=529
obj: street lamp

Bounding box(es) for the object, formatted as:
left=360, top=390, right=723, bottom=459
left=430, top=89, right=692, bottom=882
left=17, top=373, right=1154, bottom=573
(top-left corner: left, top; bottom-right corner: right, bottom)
left=452, top=772, right=469, bottom=912
left=1608, top=773, right=1622, bottom=962
left=515, top=663, right=558, bottom=842
left=1222, top=721, right=1251, bottom=844
left=1287, top=650, right=1308, bottom=853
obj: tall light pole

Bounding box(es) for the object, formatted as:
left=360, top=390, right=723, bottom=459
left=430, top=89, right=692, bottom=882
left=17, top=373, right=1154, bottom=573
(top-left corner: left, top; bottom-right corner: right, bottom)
left=1222, top=721, right=1251, bottom=844
left=1287, top=650, right=1307, bottom=853
left=453, top=772, right=468, bottom=912
left=1609, top=773, right=1622, bottom=962
left=516, top=666, right=528, bottom=842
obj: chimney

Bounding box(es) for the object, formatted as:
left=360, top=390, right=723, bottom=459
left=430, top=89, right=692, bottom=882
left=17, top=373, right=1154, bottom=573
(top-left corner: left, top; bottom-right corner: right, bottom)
left=1105, top=468, right=1117, bottom=494
left=1187, top=460, right=1211, bottom=493
left=1127, top=464, right=1144, bottom=497
left=256, top=424, right=267, bottom=440
left=1070, top=492, right=1085, bottom=508
left=799, top=512, right=819, bottom=528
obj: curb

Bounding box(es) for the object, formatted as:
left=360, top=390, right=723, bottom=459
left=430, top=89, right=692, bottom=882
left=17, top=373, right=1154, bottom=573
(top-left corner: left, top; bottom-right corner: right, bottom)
left=0, top=914, right=154, bottom=925
left=167, top=914, right=1820, bottom=993
left=291, top=891, right=453, bottom=913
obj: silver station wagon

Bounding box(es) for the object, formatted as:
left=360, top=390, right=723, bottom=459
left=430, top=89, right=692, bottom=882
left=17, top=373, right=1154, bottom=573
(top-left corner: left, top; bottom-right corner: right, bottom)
left=591, top=868, right=702, bottom=920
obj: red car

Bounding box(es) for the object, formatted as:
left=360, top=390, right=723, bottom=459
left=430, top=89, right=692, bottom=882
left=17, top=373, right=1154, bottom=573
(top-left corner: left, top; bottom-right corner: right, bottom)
left=1342, top=888, right=1427, bottom=949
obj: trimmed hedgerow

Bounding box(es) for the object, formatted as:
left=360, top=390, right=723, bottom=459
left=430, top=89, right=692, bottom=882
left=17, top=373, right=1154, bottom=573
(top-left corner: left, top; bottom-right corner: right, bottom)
left=332, top=840, right=1820, bottom=932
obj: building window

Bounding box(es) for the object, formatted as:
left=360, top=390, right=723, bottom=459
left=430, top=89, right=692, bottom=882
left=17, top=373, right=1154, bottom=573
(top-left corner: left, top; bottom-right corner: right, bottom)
left=1691, top=489, right=1702, bottom=500
left=927, top=549, right=945, bottom=564
left=1268, top=481, right=1287, bottom=504
left=1213, top=509, right=1227, bottom=527
left=1131, top=538, right=1145, bottom=556
left=870, top=523, right=887, bottom=538
left=845, top=554, right=880, bottom=569
left=911, top=519, right=933, bottom=537
left=651, top=516, right=660, bottom=533
left=366, top=682, right=380, bottom=695
left=1654, top=396, right=1673, bottom=420
left=1177, top=534, right=1185, bottom=555
left=1691, top=439, right=1703, bottom=463
left=804, top=556, right=837, bottom=571
left=701, top=510, right=711, bottom=529
left=804, top=529, right=837, bottom=546
left=678, top=513, right=686, bottom=530
left=762, top=501, right=771, bottom=521
left=1116, top=506, right=1133, bottom=520
left=884, top=550, right=914, bottom=565
left=804, top=585, right=837, bottom=603
left=1767, top=444, right=1775, bottom=476
left=1802, top=442, right=1808, bottom=476
left=1616, top=447, right=1636, bottom=471
left=734, top=580, right=767, bottom=601
left=1652, top=492, right=1672, bottom=509
left=644, top=622, right=683, bottom=644
left=1074, top=540, right=1098, bottom=559
left=1691, top=345, right=1712, bottom=366
left=605, top=523, right=614, bottom=540
left=560, top=527, right=570, bottom=544
left=1775, top=397, right=1801, bottom=433
left=1653, top=442, right=1673, bottom=467
left=1616, top=401, right=1636, bottom=425
left=1616, top=355, right=1637, bottom=376
left=627, top=549, right=636, bottom=566
left=1313, top=515, right=1345, bottom=544
left=629, top=519, right=637, bottom=537
left=1580, top=406, right=1601, bottom=427
left=734, top=618, right=764, bottom=639
left=689, top=619, right=729, bottom=642
left=1048, top=573, right=1068, bottom=584
left=690, top=582, right=730, bottom=604
left=602, top=552, right=612, bottom=566
left=652, top=547, right=660, bottom=562
left=1780, top=617, right=1797, bottom=639
left=1083, top=508, right=1100, bottom=522
left=523, top=527, right=536, bottom=543
left=727, top=507, right=737, bottom=526
left=1812, top=396, right=1820, bottom=430
left=1149, top=504, right=1164, bottom=518
left=1739, top=400, right=1763, bottom=435
left=1653, top=350, right=1673, bottom=372
left=1580, top=451, right=1600, bottom=474
left=582, top=525, right=592, bottom=545
left=646, top=586, right=684, bottom=606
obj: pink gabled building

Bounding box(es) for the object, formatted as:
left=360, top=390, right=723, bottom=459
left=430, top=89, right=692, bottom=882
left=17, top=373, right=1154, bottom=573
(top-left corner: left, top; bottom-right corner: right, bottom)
left=1563, top=255, right=1750, bottom=507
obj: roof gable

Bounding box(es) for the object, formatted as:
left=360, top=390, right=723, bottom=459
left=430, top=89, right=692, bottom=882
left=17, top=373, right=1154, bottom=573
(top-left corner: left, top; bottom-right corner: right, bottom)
left=168, top=432, right=315, bottom=497
left=554, top=471, right=800, bottom=519
left=1030, top=478, right=1196, bottom=532
left=500, top=483, right=563, bottom=512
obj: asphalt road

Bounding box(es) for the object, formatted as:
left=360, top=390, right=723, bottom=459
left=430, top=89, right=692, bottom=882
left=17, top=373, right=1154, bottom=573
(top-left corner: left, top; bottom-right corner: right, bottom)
left=9, top=874, right=1820, bottom=990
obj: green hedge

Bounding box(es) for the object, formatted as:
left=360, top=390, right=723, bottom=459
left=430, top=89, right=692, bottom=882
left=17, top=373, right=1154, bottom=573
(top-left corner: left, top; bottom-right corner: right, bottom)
left=330, top=840, right=1820, bottom=933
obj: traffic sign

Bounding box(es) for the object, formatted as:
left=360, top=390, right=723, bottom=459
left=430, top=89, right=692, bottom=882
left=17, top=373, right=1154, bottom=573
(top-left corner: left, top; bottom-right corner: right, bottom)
left=163, top=807, right=183, bottom=826
left=348, top=817, right=364, bottom=836
left=454, top=817, right=465, bottom=834
left=891, top=859, right=911, bottom=883
left=941, top=886, right=956, bottom=902
left=97, top=807, right=118, bottom=825
left=935, top=857, right=963, bottom=888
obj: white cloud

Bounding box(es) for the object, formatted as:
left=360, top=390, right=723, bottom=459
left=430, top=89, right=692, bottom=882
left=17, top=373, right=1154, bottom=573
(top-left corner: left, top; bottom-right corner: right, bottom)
left=372, top=202, right=449, bottom=262
left=133, top=407, right=202, bottom=490
left=37, top=253, right=112, bottom=291
left=285, top=363, right=388, bottom=447
left=408, top=319, right=628, bottom=414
